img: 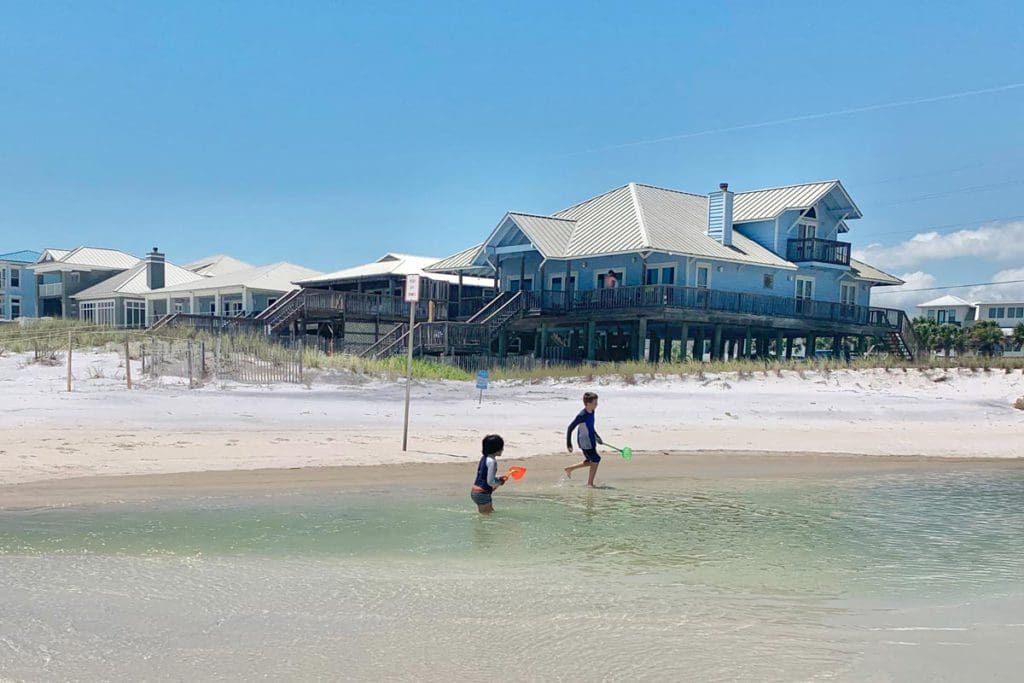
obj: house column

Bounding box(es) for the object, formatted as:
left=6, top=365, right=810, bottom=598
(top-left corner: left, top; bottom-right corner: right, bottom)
left=242, top=287, right=254, bottom=315
left=145, top=299, right=154, bottom=327
left=745, top=326, right=754, bottom=359
left=712, top=324, right=723, bottom=361
left=694, top=328, right=705, bottom=362
left=165, top=296, right=171, bottom=320
left=498, top=330, right=508, bottom=357
left=833, top=335, right=843, bottom=358
left=637, top=318, right=648, bottom=362
left=189, top=293, right=197, bottom=315
left=786, top=336, right=794, bottom=360
left=679, top=323, right=690, bottom=362
left=214, top=292, right=223, bottom=316
left=775, top=331, right=784, bottom=360
left=649, top=329, right=659, bottom=363
left=586, top=321, right=597, bottom=361
left=807, top=334, right=817, bottom=359
left=457, top=273, right=463, bottom=318
left=539, top=323, right=548, bottom=359
left=662, top=329, right=672, bottom=363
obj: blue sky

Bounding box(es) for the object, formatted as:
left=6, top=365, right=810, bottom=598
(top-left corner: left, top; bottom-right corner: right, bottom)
left=1, top=1, right=1022, bottom=309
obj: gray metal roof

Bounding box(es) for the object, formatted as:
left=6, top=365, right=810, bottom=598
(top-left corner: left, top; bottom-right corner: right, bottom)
left=151, top=262, right=323, bottom=295
left=849, top=258, right=903, bottom=286
left=183, top=254, right=253, bottom=277
left=31, top=246, right=140, bottom=272
left=507, top=213, right=576, bottom=256
left=426, top=244, right=485, bottom=273
left=73, top=261, right=205, bottom=300
left=732, top=180, right=862, bottom=222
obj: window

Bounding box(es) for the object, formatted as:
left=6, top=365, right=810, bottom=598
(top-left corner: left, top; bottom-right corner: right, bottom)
left=795, top=277, right=814, bottom=313
left=597, top=270, right=623, bottom=289
left=937, top=310, right=947, bottom=323
left=645, top=266, right=675, bottom=285
left=0, top=268, right=6, bottom=288
left=995, top=307, right=1006, bottom=318
left=267, top=298, right=278, bottom=307
left=763, top=274, right=775, bottom=289
left=840, top=283, right=856, bottom=306
left=80, top=301, right=94, bottom=322
left=125, top=300, right=146, bottom=328
left=695, top=264, right=711, bottom=288
left=10, top=296, right=20, bottom=319
left=797, top=221, right=817, bottom=240
left=1017, top=307, right=1024, bottom=318
left=550, top=275, right=576, bottom=292
left=10, top=269, right=19, bottom=288
left=174, top=302, right=184, bottom=313
left=927, top=310, right=936, bottom=321
left=209, top=302, right=217, bottom=315
left=948, top=309, right=958, bottom=323
left=509, top=277, right=533, bottom=293
left=225, top=301, right=244, bottom=316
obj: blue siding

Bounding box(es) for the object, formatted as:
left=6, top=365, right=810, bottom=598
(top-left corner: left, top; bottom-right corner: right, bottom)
left=0, top=260, right=39, bottom=319
left=733, top=219, right=776, bottom=252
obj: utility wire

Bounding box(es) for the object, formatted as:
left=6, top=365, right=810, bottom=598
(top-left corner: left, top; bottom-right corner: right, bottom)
left=873, top=279, right=1024, bottom=295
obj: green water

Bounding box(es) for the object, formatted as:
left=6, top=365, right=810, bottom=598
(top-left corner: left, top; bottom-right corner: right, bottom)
left=2, top=468, right=1023, bottom=680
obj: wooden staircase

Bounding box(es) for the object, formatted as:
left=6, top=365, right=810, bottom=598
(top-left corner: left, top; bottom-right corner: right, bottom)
left=254, top=289, right=304, bottom=334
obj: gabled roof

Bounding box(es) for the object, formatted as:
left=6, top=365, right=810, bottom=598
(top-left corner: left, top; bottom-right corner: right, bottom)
left=183, top=254, right=253, bottom=277
left=0, top=250, right=41, bottom=263
left=72, top=261, right=205, bottom=300
left=426, top=244, right=489, bottom=274
left=918, top=294, right=974, bottom=308
left=849, top=258, right=904, bottom=286
left=490, top=182, right=795, bottom=268
left=732, top=180, right=862, bottom=223
left=31, top=246, right=140, bottom=272
left=297, top=253, right=494, bottom=288
left=149, top=262, right=324, bottom=296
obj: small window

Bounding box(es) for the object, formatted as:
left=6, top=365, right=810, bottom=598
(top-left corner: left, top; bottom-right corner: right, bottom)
left=10, top=296, right=21, bottom=319
left=10, top=269, right=19, bottom=288
left=763, top=274, right=774, bottom=289
left=948, top=309, right=957, bottom=322
left=597, top=271, right=623, bottom=289
left=1017, top=307, right=1024, bottom=318
left=937, top=310, right=947, bottom=323
left=174, top=302, right=184, bottom=313
left=927, top=310, right=936, bottom=321
left=661, top=267, right=675, bottom=285
left=997, top=307, right=1006, bottom=318
left=696, top=264, right=711, bottom=288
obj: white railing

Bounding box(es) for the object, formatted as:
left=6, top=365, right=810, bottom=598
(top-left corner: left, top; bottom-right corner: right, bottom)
left=39, top=282, right=63, bottom=297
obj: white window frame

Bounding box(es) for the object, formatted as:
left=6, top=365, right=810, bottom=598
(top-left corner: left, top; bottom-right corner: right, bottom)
left=79, top=301, right=96, bottom=323
left=94, top=300, right=116, bottom=326
left=174, top=301, right=184, bottom=313
left=695, top=262, right=711, bottom=288
left=508, top=277, right=534, bottom=293
left=124, top=300, right=146, bottom=328
left=10, top=268, right=19, bottom=288
left=645, top=262, right=677, bottom=286
left=225, top=301, right=244, bottom=316
left=840, top=282, right=856, bottom=306
left=0, top=267, right=6, bottom=288
left=797, top=219, right=818, bottom=240
left=763, top=273, right=775, bottom=290
left=795, top=276, right=815, bottom=300
left=548, top=271, right=578, bottom=291
left=594, top=269, right=625, bottom=289
left=10, top=296, right=20, bottom=319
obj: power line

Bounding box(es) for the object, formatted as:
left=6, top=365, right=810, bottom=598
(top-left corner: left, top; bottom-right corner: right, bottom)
left=846, top=155, right=1024, bottom=189
left=872, top=178, right=1024, bottom=207
left=854, top=214, right=1024, bottom=240
left=576, top=81, right=1024, bottom=153
left=873, top=279, right=1024, bottom=295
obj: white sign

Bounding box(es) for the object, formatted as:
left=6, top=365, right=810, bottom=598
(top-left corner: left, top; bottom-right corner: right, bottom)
left=404, top=274, right=421, bottom=303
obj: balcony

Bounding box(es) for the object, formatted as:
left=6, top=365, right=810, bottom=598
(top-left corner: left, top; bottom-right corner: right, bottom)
left=39, top=282, right=64, bottom=297
left=786, top=238, right=851, bottom=266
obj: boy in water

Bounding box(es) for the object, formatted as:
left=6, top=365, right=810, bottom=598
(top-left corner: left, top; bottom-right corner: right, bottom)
left=471, top=434, right=508, bottom=514
left=565, top=392, right=602, bottom=488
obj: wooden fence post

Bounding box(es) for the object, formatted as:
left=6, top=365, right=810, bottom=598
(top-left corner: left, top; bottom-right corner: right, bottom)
left=298, top=339, right=304, bottom=384
left=187, top=341, right=193, bottom=388
left=66, top=331, right=73, bottom=392
left=124, top=334, right=133, bottom=390
left=215, top=336, right=221, bottom=381
left=201, top=341, right=206, bottom=378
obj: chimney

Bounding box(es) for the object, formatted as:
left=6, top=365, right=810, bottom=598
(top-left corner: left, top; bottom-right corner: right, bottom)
left=707, top=182, right=734, bottom=247
left=145, top=247, right=166, bottom=290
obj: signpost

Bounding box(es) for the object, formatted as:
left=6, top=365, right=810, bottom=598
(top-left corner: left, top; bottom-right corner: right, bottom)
left=476, top=369, right=489, bottom=405
left=401, top=274, right=421, bottom=451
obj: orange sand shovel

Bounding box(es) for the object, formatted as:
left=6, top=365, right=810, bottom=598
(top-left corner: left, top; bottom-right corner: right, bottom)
left=505, top=466, right=527, bottom=481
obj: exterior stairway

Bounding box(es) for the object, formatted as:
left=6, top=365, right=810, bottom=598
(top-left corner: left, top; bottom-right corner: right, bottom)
left=254, top=289, right=304, bottom=334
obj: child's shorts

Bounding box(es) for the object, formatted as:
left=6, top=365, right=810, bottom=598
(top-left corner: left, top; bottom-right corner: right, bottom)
left=582, top=448, right=601, bottom=464
left=470, top=491, right=493, bottom=506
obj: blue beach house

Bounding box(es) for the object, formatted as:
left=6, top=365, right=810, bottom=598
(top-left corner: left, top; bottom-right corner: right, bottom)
left=0, top=250, right=41, bottom=320
left=424, top=179, right=915, bottom=361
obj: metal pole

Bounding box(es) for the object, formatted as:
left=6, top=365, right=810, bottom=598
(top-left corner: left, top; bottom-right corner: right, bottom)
left=124, top=333, right=132, bottom=390
left=66, top=331, right=72, bottom=393
left=402, top=304, right=415, bottom=451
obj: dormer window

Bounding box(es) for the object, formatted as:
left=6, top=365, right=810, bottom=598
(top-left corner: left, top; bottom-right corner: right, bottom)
left=797, top=219, right=817, bottom=240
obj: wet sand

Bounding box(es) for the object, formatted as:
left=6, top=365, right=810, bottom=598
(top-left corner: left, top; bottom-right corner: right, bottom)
left=4, top=450, right=1022, bottom=510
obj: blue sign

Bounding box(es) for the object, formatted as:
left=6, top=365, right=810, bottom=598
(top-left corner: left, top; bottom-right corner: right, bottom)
left=476, top=369, right=489, bottom=390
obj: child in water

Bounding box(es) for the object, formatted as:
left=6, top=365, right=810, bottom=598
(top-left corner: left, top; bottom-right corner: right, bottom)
left=470, top=434, right=508, bottom=514
left=565, top=391, right=602, bottom=488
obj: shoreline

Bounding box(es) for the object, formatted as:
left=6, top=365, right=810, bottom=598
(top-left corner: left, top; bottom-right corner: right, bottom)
left=3, top=450, right=1022, bottom=510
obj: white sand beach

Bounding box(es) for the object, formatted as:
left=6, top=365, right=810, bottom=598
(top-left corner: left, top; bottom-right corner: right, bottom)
left=1, top=350, right=1021, bottom=487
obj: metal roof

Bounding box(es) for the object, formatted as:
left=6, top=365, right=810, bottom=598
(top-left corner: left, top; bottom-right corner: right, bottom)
left=426, top=244, right=486, bottom=273
left=732, top=180, right=862, bottom=223
left=506, top=213, right=576, bottom=256
left=0, top=250, right=41, bottom=263
left=31, top=246, right=140, bottom=272
left=150, top=262, right=323, bottom=296
left=72, top=261, right=205, bottom=300
left=918, top=294, right=974, bottom=308
left=848, top=258, right=904, bottom=286
left=183, top=254, right=253, bottom=277
left=298, top=253, right=493, bottom=288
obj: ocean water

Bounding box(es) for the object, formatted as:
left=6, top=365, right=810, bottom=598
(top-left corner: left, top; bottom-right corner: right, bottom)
left=2, top=468, right=1023, bottom=681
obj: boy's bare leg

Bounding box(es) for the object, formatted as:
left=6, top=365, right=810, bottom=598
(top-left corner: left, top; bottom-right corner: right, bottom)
left=478, top=503, right=493, bottom=514
left=586, top=463, right=599, bottom=488
left=564, top=461, right=590, bottom=478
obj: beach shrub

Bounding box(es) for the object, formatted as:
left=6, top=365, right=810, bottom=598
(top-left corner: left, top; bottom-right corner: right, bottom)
left=1015, top=397, right=1024, bottom=411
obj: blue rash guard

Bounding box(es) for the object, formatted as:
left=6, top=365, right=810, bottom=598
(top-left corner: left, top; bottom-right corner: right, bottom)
left=473, top=454, right=503, bottom=493
left=566, top=409, right=601, bottom=451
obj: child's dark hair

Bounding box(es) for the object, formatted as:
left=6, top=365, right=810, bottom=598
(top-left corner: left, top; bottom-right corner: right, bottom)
left=482, top=434, right=504, bottom=455
left=583, top=391, right=598, bottom=404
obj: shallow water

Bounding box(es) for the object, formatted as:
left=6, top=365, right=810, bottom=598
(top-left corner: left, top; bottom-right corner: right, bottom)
left=2, top=468, right=1023, bottom=680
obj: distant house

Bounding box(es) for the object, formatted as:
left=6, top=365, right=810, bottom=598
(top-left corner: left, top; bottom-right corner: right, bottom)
left=141, top=261, right=323, bottom=324
left=916, top=295, right=976, bottom=326
left=71, top=248, right=205, bottom=327
left=182, top=254, right=253, bottom=278
left=29, top=247, right=140, bottom=319
left=423, top=179, right=910, bottom=361
left=0, top=250, right=41, bottom=320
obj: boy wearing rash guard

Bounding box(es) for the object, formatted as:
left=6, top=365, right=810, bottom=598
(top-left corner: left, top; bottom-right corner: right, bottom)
left=565, top=392, right=602, bottom=488
left=470, top=434, right=508, bottom=514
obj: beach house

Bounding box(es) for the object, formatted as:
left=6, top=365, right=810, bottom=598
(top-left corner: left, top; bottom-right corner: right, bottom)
left=142, top=261, right=323, bottom=327
left=916, top=295, right=976, bottom=326
left=71, top=248, right=206, bottom=327
left=415, top=179, right=913, bottom=361
left=0, top=250, right=41, bottom=320
left=29, top=247, right=141, bottom=320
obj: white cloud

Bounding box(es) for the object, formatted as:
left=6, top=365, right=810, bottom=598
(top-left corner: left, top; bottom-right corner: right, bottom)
left=852, top=221, right=1024, bottom=270
left=964, top=268, right=1024, bottom=303
left=869, top=271, right=939, bottom=313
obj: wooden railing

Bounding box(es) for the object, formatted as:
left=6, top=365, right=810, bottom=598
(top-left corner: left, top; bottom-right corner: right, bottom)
left=521, top=285, right=907, bottom=330
left=786, top=238, right=851, bottom=266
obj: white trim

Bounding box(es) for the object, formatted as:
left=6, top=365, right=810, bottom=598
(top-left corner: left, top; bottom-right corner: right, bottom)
left=695, top=262, right=712, bottom=288
left=593, top=268, right=626, bottom=289
left=548, top=271, right=579, bottom=290
left=492, top=244, right=536, bottom=255
left=644, top=261, right=678, bottom=285
left=628, top=183, right=652, bottom=248
left=795, top=275, right=815, bottom=299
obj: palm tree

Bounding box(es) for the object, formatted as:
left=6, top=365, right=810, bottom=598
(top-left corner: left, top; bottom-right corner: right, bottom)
left=936, top=324, right=965, bottom=358
left=1013, top=322, right=1024, bottom=351
left=912, top=317, right=940, bottom=356
left=970, top=320, right=1005, bottom=356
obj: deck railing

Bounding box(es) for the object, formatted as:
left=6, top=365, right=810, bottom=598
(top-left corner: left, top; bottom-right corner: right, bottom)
left=786, top=238, right=851, bottom=266
left=521, top=285, right=904, bottom=329
left=39, top=282, right=64, bottom=297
